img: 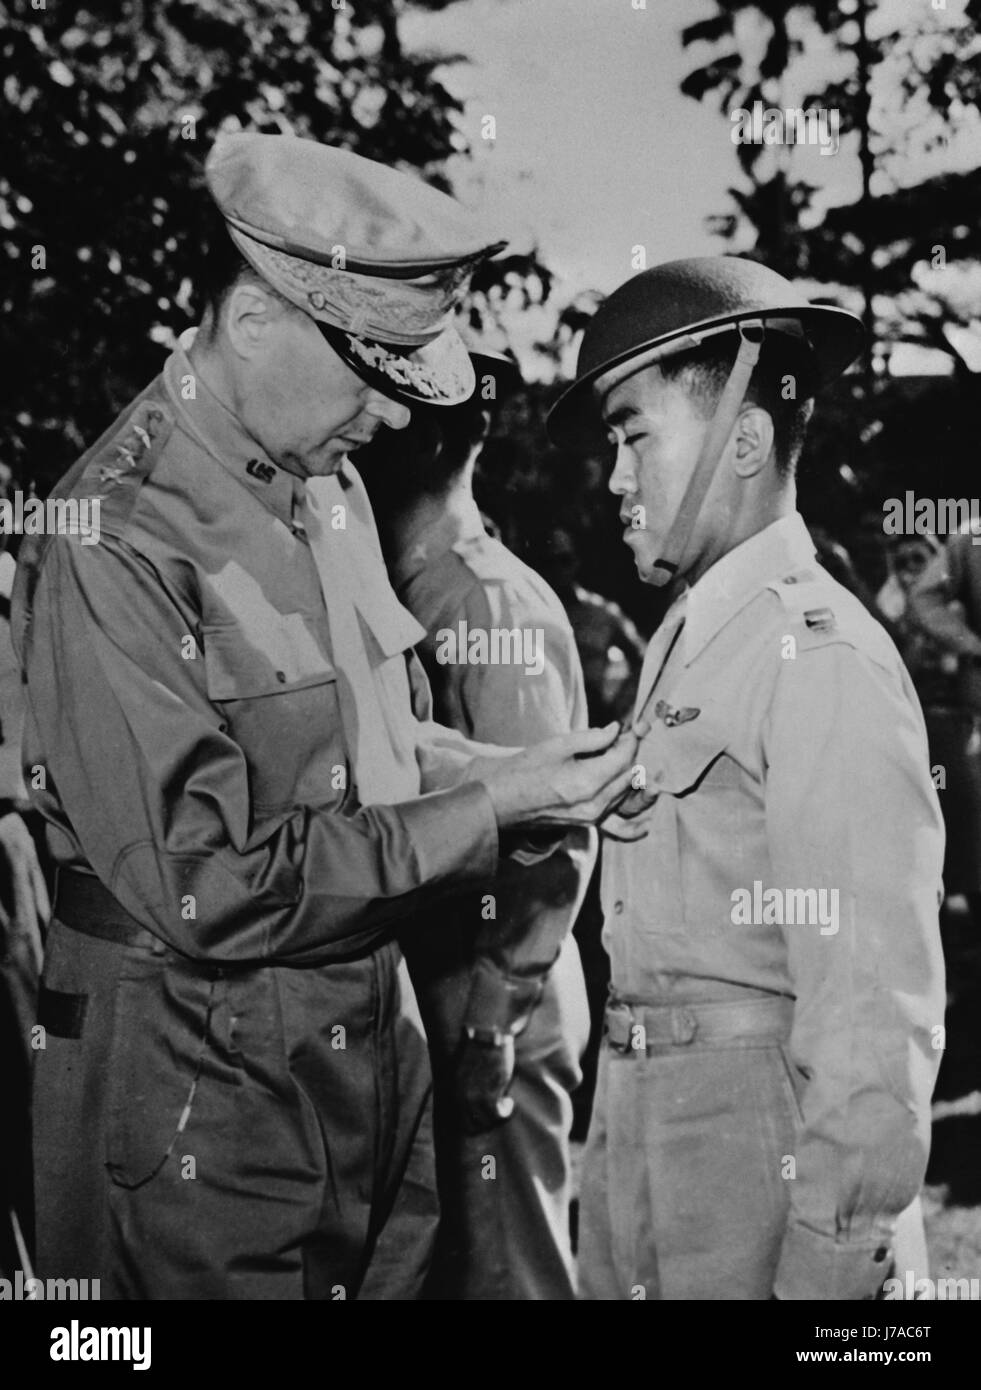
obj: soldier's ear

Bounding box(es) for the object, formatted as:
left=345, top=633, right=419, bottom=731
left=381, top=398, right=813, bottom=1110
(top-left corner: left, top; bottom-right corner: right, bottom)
left=732, top=405, right=773, bottom=479
left=224, top=280, right=279, bottom=359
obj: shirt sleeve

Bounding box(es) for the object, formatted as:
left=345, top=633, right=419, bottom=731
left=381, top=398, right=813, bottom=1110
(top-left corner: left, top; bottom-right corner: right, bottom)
left=763, top=636, right=946, bottom=1300
left=20, top=532, right=499, bottom=966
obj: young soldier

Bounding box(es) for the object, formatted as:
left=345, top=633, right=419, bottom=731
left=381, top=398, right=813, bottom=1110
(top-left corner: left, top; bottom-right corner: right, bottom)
left=548, top=256, right=945, bottom=1301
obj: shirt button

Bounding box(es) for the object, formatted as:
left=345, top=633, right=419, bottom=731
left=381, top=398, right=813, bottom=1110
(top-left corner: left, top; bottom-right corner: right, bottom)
left=613, top=900, right=624, bottom=914
left=275, top=670, right=287, bottom=684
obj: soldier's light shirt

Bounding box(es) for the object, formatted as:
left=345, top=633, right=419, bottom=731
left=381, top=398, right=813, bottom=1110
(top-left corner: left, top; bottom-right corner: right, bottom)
left=601, top=512, right=945, bottom=1300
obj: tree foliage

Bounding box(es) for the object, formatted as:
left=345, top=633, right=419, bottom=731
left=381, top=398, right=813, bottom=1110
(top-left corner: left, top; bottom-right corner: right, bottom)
left=681, top=0, right=981, bottom=376
left=0, top=0, right=548, bottom=490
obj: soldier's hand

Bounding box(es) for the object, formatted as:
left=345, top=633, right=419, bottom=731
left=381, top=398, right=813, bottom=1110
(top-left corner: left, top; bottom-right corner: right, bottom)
left=453, top=1032, right=516, bottom=1134
left=0, top=811, right=47, bottom=977
left=479, top=721, right=642, bottom=831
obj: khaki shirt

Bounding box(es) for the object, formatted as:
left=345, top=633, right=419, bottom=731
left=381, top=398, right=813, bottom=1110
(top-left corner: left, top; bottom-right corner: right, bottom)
left=603, top=513, right=945, bottom=1300
left=392, top=498, right=595, bottom=1030
left=12, top=344, right=501, bottom=966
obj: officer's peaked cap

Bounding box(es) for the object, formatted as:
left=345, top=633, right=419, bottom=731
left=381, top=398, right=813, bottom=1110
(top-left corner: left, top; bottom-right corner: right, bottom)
left=547, top=256, right=864, bottom=450
left=205, top=133, right=507, bottom=406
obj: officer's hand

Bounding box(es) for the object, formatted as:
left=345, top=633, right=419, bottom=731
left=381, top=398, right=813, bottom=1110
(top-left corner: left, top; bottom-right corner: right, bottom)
left=453, top=1032, right=516, bottom=1134
left=478, top=721, right=642, bottom=831
left=0, top=811, right=47, bottom=976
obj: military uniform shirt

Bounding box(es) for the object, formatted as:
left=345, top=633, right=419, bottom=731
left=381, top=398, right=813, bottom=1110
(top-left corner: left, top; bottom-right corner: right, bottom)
left=392, top=498, right=594, bottom=1022
left=12, top=343, right=502, bottom=967
left=602, top=512, right=945, bottom=1299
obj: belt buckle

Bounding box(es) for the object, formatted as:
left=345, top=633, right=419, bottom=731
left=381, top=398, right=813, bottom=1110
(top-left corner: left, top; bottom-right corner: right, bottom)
left=670, top=1006, right=698, bottom=1045
left=606, top=1002, right=636, bottom=1053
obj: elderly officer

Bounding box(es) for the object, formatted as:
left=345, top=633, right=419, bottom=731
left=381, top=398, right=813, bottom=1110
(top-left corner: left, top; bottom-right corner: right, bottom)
left=359, top=356, right=593, bottom=1299
left=11, top=134, right=639, bottom=1300
left=548, top=256, right=946, bottom=1301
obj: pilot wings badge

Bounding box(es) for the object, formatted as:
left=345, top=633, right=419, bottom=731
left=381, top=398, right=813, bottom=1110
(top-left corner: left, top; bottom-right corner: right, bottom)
left=653, top=699, right=701, bottom=728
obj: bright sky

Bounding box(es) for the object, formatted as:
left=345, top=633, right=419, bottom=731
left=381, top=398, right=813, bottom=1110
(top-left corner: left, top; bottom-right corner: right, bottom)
left=402, top=0, right=980, bottom=375
left=404, top=0, right=739, bottom=295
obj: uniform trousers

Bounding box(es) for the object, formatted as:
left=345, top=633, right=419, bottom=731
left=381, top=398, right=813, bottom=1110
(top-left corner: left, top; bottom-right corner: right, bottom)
left=414, top=934, right=591, bottom=1300
left=33, top=919, right=436, bottom=1299
left=579, top=986, right=931, bottom=1300
left=580, top=988, right=800, bottom=1300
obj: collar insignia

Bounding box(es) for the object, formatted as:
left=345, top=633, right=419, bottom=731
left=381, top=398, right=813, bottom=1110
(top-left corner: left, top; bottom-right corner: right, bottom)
left=246, top=458, right=277, bottom=484
left=804, top=606, right=836, bottom=633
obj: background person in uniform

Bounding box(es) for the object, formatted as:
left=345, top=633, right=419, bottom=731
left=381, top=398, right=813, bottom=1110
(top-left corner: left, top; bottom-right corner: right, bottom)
left=359, top=355, right=592, bottom=1299
left=908, top=529, right=981, bottom=940
left=548, top=256, right=946, bottom=1301
left=11, top=134, right=640, bottom=1300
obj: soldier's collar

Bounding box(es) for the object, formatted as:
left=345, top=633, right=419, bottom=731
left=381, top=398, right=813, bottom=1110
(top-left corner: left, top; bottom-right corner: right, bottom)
left=390, top=494, right=485, bottom=591
left=682, top=512, right=816, bottom=665
left=162, top=341, right=295, bottom=528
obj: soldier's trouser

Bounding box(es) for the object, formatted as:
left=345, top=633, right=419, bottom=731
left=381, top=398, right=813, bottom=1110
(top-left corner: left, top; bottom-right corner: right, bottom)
left=580, top=989, right=800, bottom=1300
left=420, top=935, right=591, bottom=1300
left=33, top=918, right=437, bottom=1299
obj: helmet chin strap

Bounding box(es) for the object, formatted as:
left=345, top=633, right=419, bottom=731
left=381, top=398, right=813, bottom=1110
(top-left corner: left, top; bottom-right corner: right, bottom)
left=643, top=321, right=764, bottom=588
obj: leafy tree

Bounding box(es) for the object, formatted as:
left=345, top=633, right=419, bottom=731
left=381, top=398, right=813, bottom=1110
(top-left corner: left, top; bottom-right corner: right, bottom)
left=681, top=0, right=981, bottom=378
left=0, top=0, right=548, bottom=490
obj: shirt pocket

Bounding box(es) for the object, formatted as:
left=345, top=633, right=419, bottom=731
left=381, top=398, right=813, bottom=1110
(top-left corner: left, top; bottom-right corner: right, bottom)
left=629, top=712, right=734, bottom=942
left=202, top=611, right=337, bottom=700
left=639, top=709, right=731, bottom=799
left=202, top=613, right=348, bottom=815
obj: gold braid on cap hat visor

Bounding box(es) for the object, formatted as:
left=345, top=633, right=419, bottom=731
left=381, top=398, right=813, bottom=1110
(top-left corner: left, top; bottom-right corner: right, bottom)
left=344, top=333, right=473, bottom=403
left=243, top=238, right=475, bottom=346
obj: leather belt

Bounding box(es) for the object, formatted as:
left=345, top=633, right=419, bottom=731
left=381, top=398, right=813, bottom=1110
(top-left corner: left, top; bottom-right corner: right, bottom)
left=53, top=867, right=167, bottom=954
left=605, top=990, right=793, bottom=1052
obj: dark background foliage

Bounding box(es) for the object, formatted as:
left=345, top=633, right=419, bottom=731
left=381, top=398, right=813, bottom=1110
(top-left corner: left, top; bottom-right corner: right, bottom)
left=2, top=0, right=980, bottom=633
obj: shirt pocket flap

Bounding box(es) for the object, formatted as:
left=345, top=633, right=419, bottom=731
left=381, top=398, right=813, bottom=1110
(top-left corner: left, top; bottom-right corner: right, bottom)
left=202, top=613, right=337, bottom=702
left=637, top=708, right=730, bottom=797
